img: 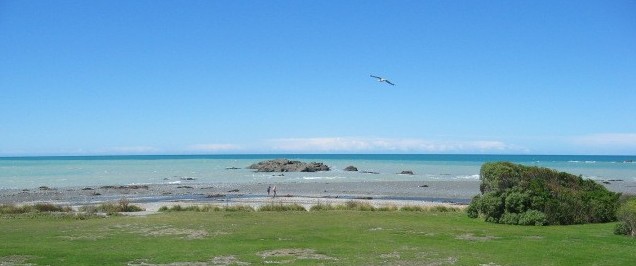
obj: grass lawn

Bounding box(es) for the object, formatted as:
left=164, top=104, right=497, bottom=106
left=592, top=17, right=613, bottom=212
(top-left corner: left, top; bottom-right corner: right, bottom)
left=1, top=210, right=635, bottom=265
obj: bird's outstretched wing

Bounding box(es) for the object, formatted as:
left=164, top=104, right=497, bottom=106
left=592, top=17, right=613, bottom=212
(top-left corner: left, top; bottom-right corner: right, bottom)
left=370, top=75, right=381, bottom=79
left=385, top=80, right=395, bottom=85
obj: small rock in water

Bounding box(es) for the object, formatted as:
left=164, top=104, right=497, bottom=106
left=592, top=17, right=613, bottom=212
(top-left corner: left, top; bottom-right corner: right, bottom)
left=228, top=189, right=239, bottom=193
left=419, top=185, right=429, bottom=188
left=344, top=166, right=358, bottom=171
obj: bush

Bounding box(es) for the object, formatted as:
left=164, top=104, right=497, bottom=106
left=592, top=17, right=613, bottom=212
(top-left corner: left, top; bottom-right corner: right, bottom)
left=615, top=198, right=636, bottom=236
left=518, top=210, right=547, bottom=226
left=309, top=203, right=336, bottom=211
left=468, top=162, right=620, bottom=225
left=79, top=199, right=144, bottom=215
left=499, top=212, right=519, bottom=225
left=477, top=192, right=504, bottom=222
left=466, top=195, right=480, bottom=218
left=1, top=203, right=72, bottom=214
left=614, top=222, right=631, bottom=236
left=343, top=201, right=375, bottom=211
left=159, top=204, right=245, bottom=212
left=258, top=203, right=306, bottom=212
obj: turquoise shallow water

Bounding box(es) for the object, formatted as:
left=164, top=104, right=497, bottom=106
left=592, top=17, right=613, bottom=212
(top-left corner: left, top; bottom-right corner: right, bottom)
left=1, top=154, right=635, bottom=189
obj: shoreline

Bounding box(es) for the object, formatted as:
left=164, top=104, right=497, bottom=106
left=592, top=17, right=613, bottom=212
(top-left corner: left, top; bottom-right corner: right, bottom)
left=0, top=180, right=480, bottom=210
left=2, top=179, right=634, bottom=214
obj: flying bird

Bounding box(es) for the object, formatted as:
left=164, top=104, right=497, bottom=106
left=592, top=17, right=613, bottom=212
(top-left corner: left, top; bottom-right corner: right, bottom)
left=370, top=75, right=395, bottom=85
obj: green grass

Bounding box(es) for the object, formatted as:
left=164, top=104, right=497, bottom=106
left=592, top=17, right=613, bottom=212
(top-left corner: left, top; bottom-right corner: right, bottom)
left=1, top=209, right=635, bottom=265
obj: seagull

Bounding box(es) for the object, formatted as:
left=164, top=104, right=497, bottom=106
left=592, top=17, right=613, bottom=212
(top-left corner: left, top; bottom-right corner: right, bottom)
left=370, top=75, right=395, bottom=85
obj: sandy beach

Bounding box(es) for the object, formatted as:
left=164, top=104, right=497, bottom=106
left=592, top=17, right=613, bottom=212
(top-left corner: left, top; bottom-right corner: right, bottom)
left=2, top=179, right=634, bottom=214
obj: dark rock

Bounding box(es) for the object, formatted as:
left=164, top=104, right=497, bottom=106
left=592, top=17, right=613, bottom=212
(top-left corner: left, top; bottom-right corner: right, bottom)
left=602, top=181, right=611, bottom=184
left=82, top=187, right=94, bottom=190
left=248, top=159, right=330, bottom=172
left=419, top=185, right=429, bottom=188
left=38, top=186, right=53, bottom=191
left=206, top=194, right=225, bottom=198
left=400, top=170, right=415, bottom=175
left=225, top=167, right=241, bottom=170
left=177, top=186, right=194, bottom=189
left=344, top=166, right=358, bottom=171
left=354, top=196, right=373, bottom=200
left=228, top=189, right=239, bottom=193
left=180, top=177, right=196, bottom=181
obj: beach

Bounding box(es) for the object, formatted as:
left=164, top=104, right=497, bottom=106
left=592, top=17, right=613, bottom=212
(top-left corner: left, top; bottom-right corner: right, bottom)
left=2, top=178, right=635, bottom=215
left=0, top=180, right=480, bottom=212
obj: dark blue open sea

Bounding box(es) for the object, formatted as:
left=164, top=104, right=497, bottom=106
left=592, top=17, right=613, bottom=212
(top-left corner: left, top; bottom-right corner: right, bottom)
left=1, top=154, right=635, bottom=189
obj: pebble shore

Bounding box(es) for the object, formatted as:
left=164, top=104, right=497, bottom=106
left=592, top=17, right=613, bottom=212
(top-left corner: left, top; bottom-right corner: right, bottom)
left=2, top=179, right=633, bottom=214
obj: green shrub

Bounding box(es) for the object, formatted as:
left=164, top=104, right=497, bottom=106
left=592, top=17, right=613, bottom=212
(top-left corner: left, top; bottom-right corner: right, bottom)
left=376, top=205, right=399, bottom=211
left=79, top=200, right=144, bottom=215
left=518, top=210, right=547, bottom=226
left=343, top=201, right=375, bottom=211
left=309, top=203, right=336, bottom=211
left=258, top=203, right=306, bottom=211
left=466, top=195, right=480, bottom=218
left=477, top=192, right=504, bottom=222
left=614, top=222, right=631, bottom=236
left=1, top=203, right=72, bottom=214
left=224, top=205, right=255, bottom=212
left=504, top=191, right=529, bottom=213
left=429, top=205, right=461, bottom=213
left=159, top=205, right=229, bottom=212
left=400, top=205, right=426, bottom=212
left=468, top=162, right=620, bottom=225
left=499, top=212, right=520, bottom=225
left=616, top=198, right=636, bottom=236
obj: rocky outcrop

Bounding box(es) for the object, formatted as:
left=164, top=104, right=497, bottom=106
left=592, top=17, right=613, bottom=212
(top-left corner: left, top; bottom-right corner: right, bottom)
left=400, top=170, right=415, bottom=175
left=344, top=166, right=358, bottom=171
left=248, top=159, right=330, bottom=172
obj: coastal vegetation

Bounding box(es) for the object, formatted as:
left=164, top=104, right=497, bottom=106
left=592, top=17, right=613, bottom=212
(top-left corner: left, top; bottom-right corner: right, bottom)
left=468, top=162, right=621, bottom=225
left=615, top=196, right=636, bottom=236
left=1, top=209, right=634, bottom=265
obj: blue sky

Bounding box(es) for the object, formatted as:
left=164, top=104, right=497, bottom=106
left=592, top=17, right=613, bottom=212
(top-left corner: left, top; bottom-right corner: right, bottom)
left=1, top=1, right=635, bottom=156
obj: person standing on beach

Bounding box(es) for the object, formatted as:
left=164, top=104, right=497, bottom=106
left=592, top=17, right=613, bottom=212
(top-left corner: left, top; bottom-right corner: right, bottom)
left=267, top=185, right=271, bottom=196
left=272, top=186, right=277, bottom=198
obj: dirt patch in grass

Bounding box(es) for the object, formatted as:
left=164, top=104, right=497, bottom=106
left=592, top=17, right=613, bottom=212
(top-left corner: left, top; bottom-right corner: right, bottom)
left=378, top=251, right=458, bottom=266
left=144, top=227, right=209, bottom=240
left=455, top=233, right=499, bottom=241
left=127, top=256, right=249, bottom=266
left=0, top=255, right=37, bottom=265
left=113, top=224, right=211, bottom=240
left=257, top=248, right=337, bottom=262
left=210, top=256, right=249, bottom=265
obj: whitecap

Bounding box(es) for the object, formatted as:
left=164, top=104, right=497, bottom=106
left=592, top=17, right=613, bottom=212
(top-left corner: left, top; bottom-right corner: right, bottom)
left=302, top=176, right=345, bottom=180
left=455, top=174, right=480, bottom=180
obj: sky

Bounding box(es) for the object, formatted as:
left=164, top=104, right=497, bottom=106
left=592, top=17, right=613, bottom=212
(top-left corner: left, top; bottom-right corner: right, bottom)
left=1, top=1, right=635, bottom=156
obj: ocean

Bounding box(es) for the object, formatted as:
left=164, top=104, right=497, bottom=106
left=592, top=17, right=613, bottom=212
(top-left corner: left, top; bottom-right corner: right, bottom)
left=1, top=154, right=635, bottom=189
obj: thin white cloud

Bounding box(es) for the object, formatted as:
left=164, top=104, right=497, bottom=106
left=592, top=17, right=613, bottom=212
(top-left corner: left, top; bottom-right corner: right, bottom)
left=268, top=137, right=522, bottom=153
left=187, top=144, right=242, bottom=152
left=571, top=133, right=636, bottom=148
